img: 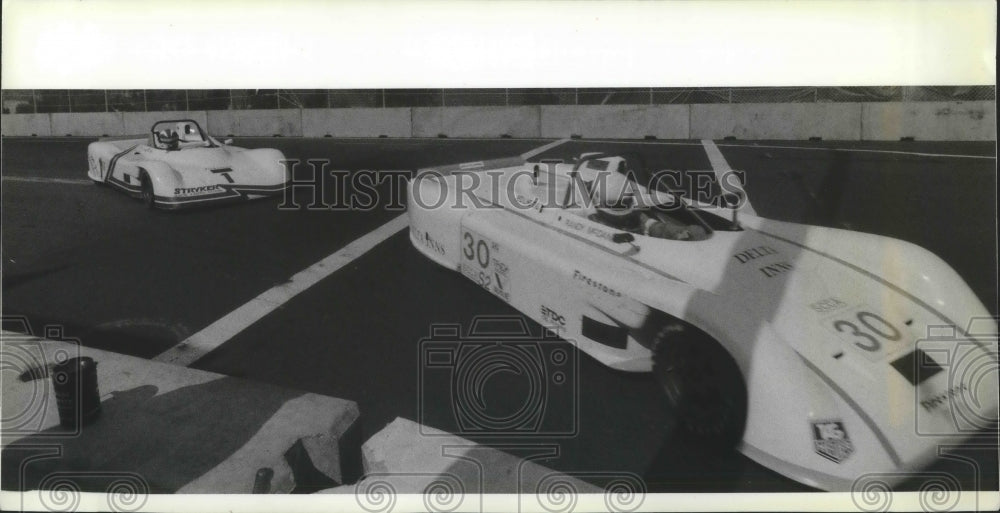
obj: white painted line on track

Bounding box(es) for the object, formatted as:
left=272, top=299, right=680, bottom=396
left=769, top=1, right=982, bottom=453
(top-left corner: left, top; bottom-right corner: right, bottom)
left=520, top=138, right=571, bottom=159
left=701, top=139, right=733, bottom=172
left=152, top=137, right=567, bottom=367
left=152, top=213, right=410, bottom=366
left=2, top=176, right=93, bottom=185
left=702, top=139, right=758, bottom=217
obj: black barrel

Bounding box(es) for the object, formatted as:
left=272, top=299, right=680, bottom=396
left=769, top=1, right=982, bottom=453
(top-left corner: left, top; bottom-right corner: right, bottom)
left=52, top=357, right=101, bottom=428
left=252, top=467, right=274, bottom=494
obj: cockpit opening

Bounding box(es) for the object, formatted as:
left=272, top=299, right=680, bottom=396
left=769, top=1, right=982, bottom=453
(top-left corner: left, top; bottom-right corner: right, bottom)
left=589, top=195, right=711, bottom=241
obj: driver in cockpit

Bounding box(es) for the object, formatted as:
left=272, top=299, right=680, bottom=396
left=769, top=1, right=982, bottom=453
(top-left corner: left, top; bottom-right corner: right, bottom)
left=640, top=209, right=697, bottom=241
left=158, top=129, right=179, bottom=150
left=594, top=194, right=642, bottom=231
left=594, top=193, right=697, bottom=241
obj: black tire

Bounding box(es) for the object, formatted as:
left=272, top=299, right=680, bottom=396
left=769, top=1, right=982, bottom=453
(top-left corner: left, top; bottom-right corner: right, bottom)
left=652, top=323, right=747, bottom=448
left=140, top=174, right=155, bottom=209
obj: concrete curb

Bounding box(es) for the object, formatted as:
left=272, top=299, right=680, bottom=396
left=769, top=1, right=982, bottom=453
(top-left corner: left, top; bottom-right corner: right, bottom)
left=0, top=331, right=361, bottom=493
left=320, top=418, right=603, bottom=503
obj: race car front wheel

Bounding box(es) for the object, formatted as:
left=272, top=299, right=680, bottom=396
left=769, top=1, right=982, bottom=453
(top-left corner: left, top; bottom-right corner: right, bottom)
left=140, top=174, right=155, bottom=209
left=652, top=324, right=747, bottom=449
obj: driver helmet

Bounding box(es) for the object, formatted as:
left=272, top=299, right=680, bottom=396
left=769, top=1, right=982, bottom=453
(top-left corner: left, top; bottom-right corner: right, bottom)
left=158, top=129, right=178, bottom=149
left=176, top=122, right=199, bottom=141
left=597, top=192, right=639, bottom=229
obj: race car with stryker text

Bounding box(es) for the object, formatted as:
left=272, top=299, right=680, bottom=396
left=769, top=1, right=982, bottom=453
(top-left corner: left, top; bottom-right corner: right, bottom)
left=406, top=150, right=998, bottom=491
left=87, top=119, right=289, bottom=209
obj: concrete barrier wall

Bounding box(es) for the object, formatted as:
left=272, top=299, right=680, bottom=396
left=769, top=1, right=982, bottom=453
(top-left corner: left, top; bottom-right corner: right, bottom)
left=691, top=103, right=863, bottom=140
left=123, top=111, right=209, bottom=136
left=3, top=101, right=995, bottom=140
left=540, top=105, right=690, bottom=138
left=1, top=113, right=52, bottom=136
left=413, top=106, right=540, bottom=137
left=862, top=101, right=996, bottom=141
left=206, top=109, right=302, bottom=137
left=50, top=112, right=125, bottom=136
left=302, top=107, right=411, bottom=137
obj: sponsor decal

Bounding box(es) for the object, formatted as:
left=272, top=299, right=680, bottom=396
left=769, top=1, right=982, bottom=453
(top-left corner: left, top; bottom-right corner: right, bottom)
left=420, top=231, right=446, bottom=256
left=812, top=420, right=854, bottom=463
left=809, top=297, right=848, bottom=314
left=890, top=348, right=943, bottom=385
left=733, top=245, right=779, bottom=264
left=586, top=226, right=615, bottom=241
left=514, top=193, right=539, bottom=208
left=828, top=308, right=906, bottom=362
left=210, top=167, right=236, bottom=183
left=174, top=185, right=222, bottom=196
left=759, top=261, right=794, bottom=278
left=572, top=270, right=622, bottom=297
left=920, top=382, right=969, bottom=412
left=460, top=229, right=511, bottom=302
left=540, top=305, right=566, bottom=327
left=560, top=217, right=615, bottom=241
left=562, top=217, right=585, bottom=231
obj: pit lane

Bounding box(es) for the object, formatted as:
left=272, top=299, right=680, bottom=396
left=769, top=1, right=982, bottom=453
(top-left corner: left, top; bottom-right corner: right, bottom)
left=2, top=136, right=996, bottom=492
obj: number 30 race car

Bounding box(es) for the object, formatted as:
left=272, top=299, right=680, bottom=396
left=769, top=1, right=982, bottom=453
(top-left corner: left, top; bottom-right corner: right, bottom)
left=407, top=152, right=998, bottom=491
left=87, top=119, right=289, bottom=209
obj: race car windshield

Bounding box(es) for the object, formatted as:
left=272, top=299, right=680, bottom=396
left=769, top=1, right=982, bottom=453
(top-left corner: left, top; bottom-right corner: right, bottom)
left=644, top=201, right=712, bottom=240
left=684, top=202, right=743, bottom=232
left=150, top=120, right=216, bottom=149
left=598, top=196, right=742, bottom=240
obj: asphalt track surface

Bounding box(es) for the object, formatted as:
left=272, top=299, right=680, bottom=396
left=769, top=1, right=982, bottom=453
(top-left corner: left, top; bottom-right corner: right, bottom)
left=2, top=136, right=997, bottom=493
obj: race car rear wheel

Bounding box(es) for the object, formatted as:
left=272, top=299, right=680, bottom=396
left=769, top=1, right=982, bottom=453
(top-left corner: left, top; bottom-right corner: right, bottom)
left=652, top=324, right=747, bottom=449
left=139, top=174, right=155, bottom=209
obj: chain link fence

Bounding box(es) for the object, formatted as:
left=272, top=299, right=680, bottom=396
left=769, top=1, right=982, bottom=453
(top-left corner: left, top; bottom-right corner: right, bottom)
left=2, top=86, right=994, bottom=114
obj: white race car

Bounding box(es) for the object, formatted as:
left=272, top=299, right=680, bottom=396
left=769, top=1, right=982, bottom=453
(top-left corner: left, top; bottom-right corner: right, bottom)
left=407, top=152, right=998, bottom=491
left=87, top=119, right=289, bottom=209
